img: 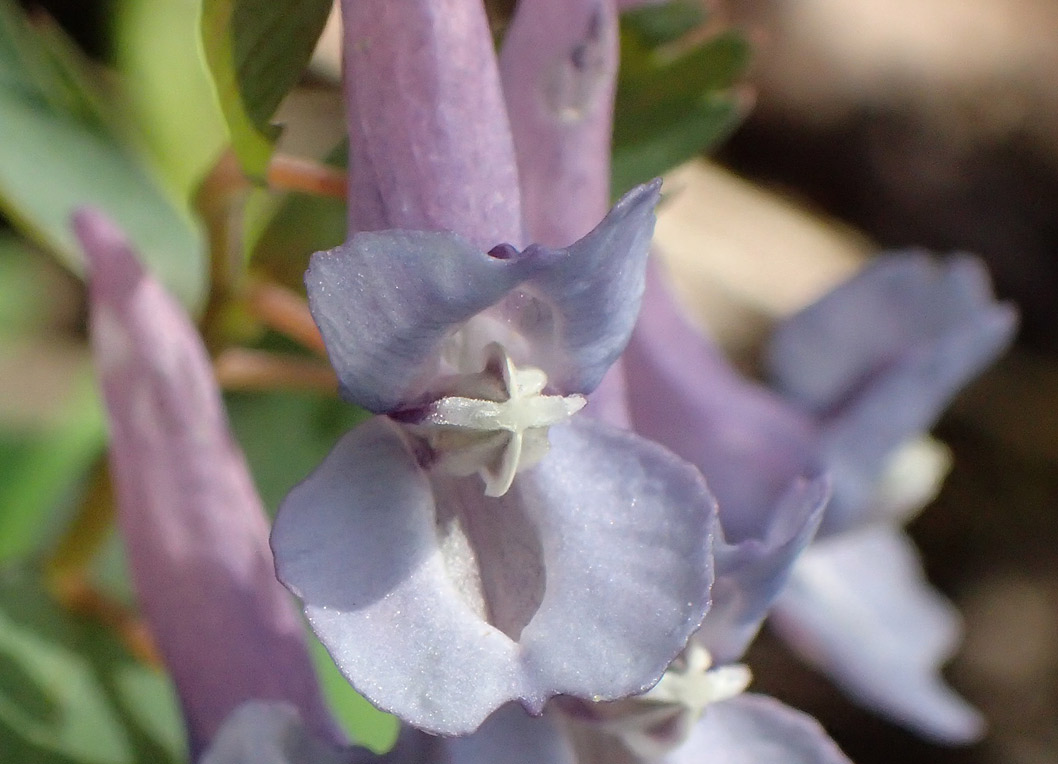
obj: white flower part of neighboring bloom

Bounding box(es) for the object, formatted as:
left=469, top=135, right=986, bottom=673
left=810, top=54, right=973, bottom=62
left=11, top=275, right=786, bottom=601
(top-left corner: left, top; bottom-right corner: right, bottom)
left=602, top=642, right=752, bottom=759
left=871, top=435, right=952, bottom=523
left=415, top=342, right=586, bottom=496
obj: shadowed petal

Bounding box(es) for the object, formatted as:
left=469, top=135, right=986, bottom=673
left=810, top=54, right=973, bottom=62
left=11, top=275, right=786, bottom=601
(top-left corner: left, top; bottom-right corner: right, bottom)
left=272, top=416, right=715, bottom=735
left=201, top=703, right=365, bottom=764
left=696, top=477, right=829, bottom=664
left=765, top=254, right=1017, bottom=534
left=770, top=526, right=985, bottom=743
left=305, top=230, right=548, bottom=412
left=624, top=264, right=817, bottom=538
left=500, top=0, right=619, bottom=248
left=668, top=694, right=852, bottom=764
left=515, top=181, right=662, bottom=395
left=77, top=209, right=337, bottom=757
left=341, top=0, right=523, bottom=248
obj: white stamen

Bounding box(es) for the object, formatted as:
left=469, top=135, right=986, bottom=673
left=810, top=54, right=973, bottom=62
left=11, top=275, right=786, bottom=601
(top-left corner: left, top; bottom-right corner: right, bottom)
left=416, top=344, right=585, bottom=496
left=872, top=436, right=952, bottom=523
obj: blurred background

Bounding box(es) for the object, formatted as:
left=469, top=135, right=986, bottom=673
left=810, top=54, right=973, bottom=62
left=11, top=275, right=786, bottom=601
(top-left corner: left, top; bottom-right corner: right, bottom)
left=1, top=0, right=1056, bottom=762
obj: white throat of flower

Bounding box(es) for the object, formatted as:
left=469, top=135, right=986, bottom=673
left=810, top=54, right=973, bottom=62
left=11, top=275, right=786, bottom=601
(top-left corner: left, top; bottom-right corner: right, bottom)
left=413, top=343, right=585, bottom=497
left=603, top=643, right=751, bottom=759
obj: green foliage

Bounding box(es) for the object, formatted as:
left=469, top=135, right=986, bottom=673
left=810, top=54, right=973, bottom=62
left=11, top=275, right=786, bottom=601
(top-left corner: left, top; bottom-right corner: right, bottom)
left=612, top=1, right=751, bottom=195
left=201, top=0, right=333, bottom=179
left=0, top=569, right=185, bottom=763
left=0, top=0, right=206, bottom=312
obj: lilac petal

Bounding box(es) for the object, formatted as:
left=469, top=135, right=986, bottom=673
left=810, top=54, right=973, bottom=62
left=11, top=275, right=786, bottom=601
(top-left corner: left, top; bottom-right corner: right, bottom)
left=766, top=253, right=1014, bottom=414
left=667, top=694, right=852, bottom=764
left=272, top=415, right=715, bottom=735
left=770, top=526, right=985, bottom=743
left=305, top=229, right=547, bottom=412
left=500, top=0, right=619, bottom=247
left=388, top=704, right=576, bottom=764
left=309, top=183, right=660, bottom=412
left=341, top=0, right=523, bottom=248
left=624, top=263, right=817, bottom=538
left=77, top=209, right=337, bottom=756
left=696, top=477, right=828, bottom=664
left=517, top=180, right=662, bottom=395
left=201, top=703, right=365, bottom=764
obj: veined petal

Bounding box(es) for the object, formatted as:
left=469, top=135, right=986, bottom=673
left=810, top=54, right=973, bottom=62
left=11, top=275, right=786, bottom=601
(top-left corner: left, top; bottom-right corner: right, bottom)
left=515, top=180, right=661, bottom=396
left=77, top=209, right=337, bottom=756
left=624, top=264, right=817, bottom=538
left=500, top=0, right=619, bottom=248
left=696, top=477, right=829, bottom=664
left=770, top=526, right=985, bottom=743
left=341, top=0, right=523, bottom=248
left=765, top=253, right=1016, bottom=534
left=667, top=694, right=852, bottom=764
left=306, top=230, right=549, bottom=412
left=271, top=416, right=715, bottom=735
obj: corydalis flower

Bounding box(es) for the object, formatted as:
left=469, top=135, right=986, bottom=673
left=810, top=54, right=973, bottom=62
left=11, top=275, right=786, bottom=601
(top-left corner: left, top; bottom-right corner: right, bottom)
left=271, top=181, right=717, bottom=736
left=624, top=252, right=1016, bottom=743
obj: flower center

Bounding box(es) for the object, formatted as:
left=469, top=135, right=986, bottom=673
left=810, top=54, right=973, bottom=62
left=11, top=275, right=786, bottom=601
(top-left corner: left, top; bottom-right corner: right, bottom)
left=409, top=343, right=585, bottom=496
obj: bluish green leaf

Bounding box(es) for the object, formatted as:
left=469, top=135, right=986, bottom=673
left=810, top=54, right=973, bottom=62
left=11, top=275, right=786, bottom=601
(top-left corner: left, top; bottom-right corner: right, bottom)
left=0, top=568, right=185, bottom=763
left=620, top=0, right=707, bottom=47
left=0, top=0, right=206, bottom=313
left=201, top=0, right=333, bottom=179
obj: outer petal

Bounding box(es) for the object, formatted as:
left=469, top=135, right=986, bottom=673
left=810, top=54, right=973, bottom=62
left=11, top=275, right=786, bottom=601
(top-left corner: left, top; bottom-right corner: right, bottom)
left=308, top=184, right=661, bottom=412
left=305, top=229, right=548, bottom=412
left=770, top=526, right=985, bottom=743
left=77, top=210, right=337, bottom=757
left=514, top=180, right=662, bottom=395
left=624, top=263, right=817, bottom=538
left=272, top=415, right=715, bottom=735
left=201, top=703, right=365, bottom=764
left=500, top=0, right=619, bottom=248
left=341, top=0, right=524, bottom=248
left=696, top=477, right=828, bottom=664
left=667, top=694, right=852, bottom=764
left=765, top=254, right=1017, bottom=533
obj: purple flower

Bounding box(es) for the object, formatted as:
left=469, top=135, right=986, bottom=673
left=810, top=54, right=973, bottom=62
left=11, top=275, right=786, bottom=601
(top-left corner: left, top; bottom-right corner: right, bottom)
left=77, top=209, right=341, bottom=758
left=624, top=253, right=1017, bottom=742
left=271, top=0, right=716, bottom=737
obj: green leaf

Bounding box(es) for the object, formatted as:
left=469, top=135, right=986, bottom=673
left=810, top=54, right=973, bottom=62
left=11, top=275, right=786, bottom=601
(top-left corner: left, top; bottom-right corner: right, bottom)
left=201, top=0, right=333, bottom=179
left=0, top=0, right=207, bottom=313
left=0, top=373, right=104, bottom=565
left=612, top=11, right=751, bottom=195
left=114, top=0, right=228, bottom=207
left=620, top=0, right=707, bottom=47
left=0, top=568, right=185, bottom=763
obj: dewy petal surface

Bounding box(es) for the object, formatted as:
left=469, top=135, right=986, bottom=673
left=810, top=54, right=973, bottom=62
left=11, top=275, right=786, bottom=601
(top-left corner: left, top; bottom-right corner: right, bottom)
left=770, top=526, right=985, bottom=743
left=271, top=416, right=715, bottom=736
left=624, top=264, right=817, bottom=539
left=765, top=253, right=1017, bottom=534
left=77, top=209, right=336, bottom=756
left=696, top=477, right=829, bottom=664
left=307, top=184, right=661, bottom=413
left=341, top=0, right=524, bottom=248
left=668, top=694, right=852, bottom=764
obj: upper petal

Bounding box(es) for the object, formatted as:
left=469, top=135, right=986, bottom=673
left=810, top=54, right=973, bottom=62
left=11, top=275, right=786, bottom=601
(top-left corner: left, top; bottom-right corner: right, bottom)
left=341, top=0, right=524, bottom=248
left=667, top=694, right=852, bottom=764
left=770, top=526, right=985, bottom=743
left=765, top=254, right=1017, bottom=534
left=271, top=415, right=715, bottom=735
left=501, top=179, right=663, bottom=396
left=696, top=477, right=829, bottom=664
left=306, top=230, right=547, bottom=412
left=500, top=0, right=619, bottom=248
left=77, top=209, right=337, bottom=756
